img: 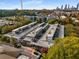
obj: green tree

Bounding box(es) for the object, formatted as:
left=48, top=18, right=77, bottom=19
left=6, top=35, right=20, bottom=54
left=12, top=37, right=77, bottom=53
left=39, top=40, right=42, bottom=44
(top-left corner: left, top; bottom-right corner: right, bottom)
left=43, top=36, right=79, bottom=59
left=0, top=36, right=10, bottom=43
left=48, top=19, right=58, bottom=24
left=2, top=26, right=16, bottom=34
left=64, top=24, right=77, bottom=36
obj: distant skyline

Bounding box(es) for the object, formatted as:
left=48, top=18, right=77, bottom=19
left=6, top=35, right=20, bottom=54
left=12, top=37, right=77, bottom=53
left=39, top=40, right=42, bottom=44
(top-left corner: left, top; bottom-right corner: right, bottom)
left=0, top=0, right=79, bottom=10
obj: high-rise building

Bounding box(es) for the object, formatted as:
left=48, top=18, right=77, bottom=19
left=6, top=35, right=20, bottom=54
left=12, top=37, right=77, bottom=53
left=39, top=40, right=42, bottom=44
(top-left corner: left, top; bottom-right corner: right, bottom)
left=68, top=4, right=70, bottom=10
left=64, top=4, right=67, bottom=10
left=56, top=3, right=79, bottom=11
left=61, top=5, right=63, bottom=10
left=71, top=6, right=74, bottom=10
left=77, top=3, right=79, bottom=10
left=56, top=7, right=60, bottom=10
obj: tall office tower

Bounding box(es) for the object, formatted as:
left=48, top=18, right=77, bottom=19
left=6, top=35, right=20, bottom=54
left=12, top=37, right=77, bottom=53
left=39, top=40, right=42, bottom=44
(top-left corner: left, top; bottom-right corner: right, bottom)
left=61, top=5, right=63, bottom=10
left=68, top=4, right=70, bottom=10
left=71, top=6, right=74, bottom=10
left=77, top=3, right=79, bottom=10
left=56, top=7, right=60, bottom=10
left=64, top=4, right=67, bottom=10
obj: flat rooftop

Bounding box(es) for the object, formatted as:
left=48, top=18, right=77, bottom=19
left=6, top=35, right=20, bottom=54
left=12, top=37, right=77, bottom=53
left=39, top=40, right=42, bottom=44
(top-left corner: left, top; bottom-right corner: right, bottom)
left=4, top=23, right=40, bottom=39
left=23, top=24, right=58, bottom=48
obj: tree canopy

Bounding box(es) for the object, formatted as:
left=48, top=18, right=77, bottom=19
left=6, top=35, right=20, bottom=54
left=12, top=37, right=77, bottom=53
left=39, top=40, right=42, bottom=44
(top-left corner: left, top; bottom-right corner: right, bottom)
left=43, top=36, right=79, bottom=59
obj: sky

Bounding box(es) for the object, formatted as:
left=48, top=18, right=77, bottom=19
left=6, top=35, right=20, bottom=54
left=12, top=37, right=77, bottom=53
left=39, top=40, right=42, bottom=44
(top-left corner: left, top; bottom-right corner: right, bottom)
left=0, top=0, right=79, bottom=10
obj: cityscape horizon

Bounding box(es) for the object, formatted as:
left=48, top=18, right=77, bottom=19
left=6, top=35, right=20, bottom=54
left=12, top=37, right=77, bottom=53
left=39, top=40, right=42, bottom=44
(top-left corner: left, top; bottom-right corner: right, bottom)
left=0, top=3, right=79, bottom=10
left=0, top=0, right=79, bottom=10
left=0, top=0, right=79, bottom=59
